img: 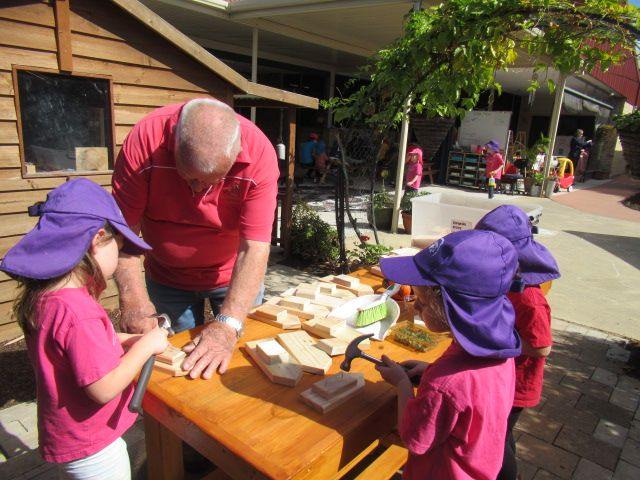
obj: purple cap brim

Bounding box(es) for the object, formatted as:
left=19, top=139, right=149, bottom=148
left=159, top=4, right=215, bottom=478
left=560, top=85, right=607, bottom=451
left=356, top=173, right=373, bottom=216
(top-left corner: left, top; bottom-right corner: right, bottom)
left=513, top=237, right=560, bottom=286
left=441, top=288, right=521, bottom=358
left=379, top=255, right=438, bottom=287
left=109, top=219, right=151, bottom=255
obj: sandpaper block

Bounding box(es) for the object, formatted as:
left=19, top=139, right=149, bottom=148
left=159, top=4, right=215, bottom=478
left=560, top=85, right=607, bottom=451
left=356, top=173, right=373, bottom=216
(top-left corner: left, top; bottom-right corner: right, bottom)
left=244, top=338, right=303, bottom=387
left=300, top=373, right=365, bottom=413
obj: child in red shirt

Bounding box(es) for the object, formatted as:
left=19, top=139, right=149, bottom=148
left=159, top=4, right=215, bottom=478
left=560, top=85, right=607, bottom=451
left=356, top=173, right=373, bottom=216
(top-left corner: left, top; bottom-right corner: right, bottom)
left=0, top=179, right=169, bottom=479
left=377, top=230, right=522, bottom=480
left=476, top=205, right=561, bottom=480
left=405, top=145, right=423, bottom=191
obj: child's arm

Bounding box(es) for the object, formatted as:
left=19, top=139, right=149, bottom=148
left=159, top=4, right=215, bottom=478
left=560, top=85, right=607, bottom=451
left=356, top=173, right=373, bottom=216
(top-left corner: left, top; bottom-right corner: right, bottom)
left=521, top=340, right=551, bottom=357
left=85, top=326, right=168, bottom=405
left=406, top=175, right=421, bottom=186
left=117, top=332, right=143, bottom=349
left=376, top=355, right=415, bottom=427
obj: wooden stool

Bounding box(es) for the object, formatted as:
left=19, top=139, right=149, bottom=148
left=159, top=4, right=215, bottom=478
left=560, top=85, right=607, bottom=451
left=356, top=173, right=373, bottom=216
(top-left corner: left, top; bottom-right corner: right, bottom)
left=422, top=163, right=439, bottom=184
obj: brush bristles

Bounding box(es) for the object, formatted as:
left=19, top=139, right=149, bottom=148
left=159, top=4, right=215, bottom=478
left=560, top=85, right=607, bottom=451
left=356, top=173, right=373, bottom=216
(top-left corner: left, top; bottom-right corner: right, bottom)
left=356, top=302, right=388, bottom=327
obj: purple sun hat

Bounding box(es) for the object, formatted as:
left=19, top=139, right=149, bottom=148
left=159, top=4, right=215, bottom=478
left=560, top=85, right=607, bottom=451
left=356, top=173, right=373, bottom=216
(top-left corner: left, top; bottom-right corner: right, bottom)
left=485, top=140, right=501, bottom=152
left=380, top=230, right=521, bottom=359
left=475, top=205, right=560, bottom=286
left=0, top=178, right=151, bottom=280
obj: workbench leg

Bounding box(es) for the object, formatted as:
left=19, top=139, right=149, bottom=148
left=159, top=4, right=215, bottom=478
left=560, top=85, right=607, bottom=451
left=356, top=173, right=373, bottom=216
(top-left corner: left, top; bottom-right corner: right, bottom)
left=144, top=414, right=184, bottom=480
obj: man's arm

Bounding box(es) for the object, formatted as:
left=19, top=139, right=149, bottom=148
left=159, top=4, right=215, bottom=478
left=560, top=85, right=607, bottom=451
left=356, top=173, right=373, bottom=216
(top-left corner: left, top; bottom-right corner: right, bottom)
left=182, top=239, right=270, bottom=379
left=114, top=223, right=157, bottom=333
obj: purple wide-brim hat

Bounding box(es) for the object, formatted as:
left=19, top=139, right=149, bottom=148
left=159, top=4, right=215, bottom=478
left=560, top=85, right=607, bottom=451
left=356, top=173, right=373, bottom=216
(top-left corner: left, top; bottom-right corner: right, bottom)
left=475, top=205, right=560, bottom=286
left=0, top=179, right=151, bottom=280
left=380, top=230, right=521, bottom=359
left=485, top=140, right=500, bottom=152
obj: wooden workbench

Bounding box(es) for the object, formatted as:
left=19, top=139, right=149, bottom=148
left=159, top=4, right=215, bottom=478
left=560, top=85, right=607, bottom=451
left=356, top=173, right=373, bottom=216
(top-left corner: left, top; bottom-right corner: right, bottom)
left=142, top=270, right=452, bottom=480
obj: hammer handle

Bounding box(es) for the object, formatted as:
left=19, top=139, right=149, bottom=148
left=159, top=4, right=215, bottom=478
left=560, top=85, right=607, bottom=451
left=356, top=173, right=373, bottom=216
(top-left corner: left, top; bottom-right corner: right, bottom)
left=128, top=355, right=155, bottom=414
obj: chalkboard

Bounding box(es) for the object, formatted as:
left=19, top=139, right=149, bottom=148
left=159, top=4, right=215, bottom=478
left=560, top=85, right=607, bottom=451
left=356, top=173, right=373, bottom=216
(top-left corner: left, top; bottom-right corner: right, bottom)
left=16, top=70, right=113, bottom=172
left=458, top=111, right=511, bottom=149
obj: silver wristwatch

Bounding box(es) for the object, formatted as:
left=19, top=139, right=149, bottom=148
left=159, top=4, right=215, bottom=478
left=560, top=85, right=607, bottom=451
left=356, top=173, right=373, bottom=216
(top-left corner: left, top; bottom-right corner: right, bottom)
left=213, top=313, right=244, bottom=339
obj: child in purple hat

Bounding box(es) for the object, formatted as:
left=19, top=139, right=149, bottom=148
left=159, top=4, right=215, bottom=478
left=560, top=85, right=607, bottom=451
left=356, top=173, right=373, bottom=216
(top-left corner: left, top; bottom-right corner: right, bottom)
left=376, top=229, right=521, bottom=480
left=475, top=205, right=560, bottom=480
left=0, top=179, right=168, bottom=479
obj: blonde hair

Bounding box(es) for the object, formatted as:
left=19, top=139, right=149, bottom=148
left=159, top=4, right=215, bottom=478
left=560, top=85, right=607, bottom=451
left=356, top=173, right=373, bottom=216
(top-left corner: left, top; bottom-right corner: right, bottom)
left=12, top=224, right=114, bottom=335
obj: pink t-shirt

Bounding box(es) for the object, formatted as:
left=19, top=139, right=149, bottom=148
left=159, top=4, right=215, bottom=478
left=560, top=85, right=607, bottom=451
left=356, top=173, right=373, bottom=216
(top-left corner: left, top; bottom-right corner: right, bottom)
left=25, top=288, right=137, bottom=463
left=485, top=152, right=504, bottom=179
left=405, top=161, right=423, bottom=189
left=400, top=343, right=515, bottom=480
left=113, top=101, right=279, bottom=290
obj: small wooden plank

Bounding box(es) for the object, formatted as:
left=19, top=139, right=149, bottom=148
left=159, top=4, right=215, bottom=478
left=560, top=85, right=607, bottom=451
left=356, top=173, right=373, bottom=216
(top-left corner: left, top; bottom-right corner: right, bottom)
left=311, top=317, right=345, bottom=337
left=329, top=288, right=358, bottom=300
left=295, top=284, right=320, bottom=300
left=333, top=274, right=360, bottom=288
left=321, top=275, right=375, bottom=296
left=334, top=326, right=371, bottom=350
left=353, top=444, right=408, bottom=480
left=279, top=296, right=310, bottom=311
left=154, top=360, right=189, bottom=377
left=309, top=294, right=346, bottom=309
left=248, top=304, right=300, bottom=330
left=300, top=373, right=365, bottom=414
left=253, top=304, right=288, bottom=322
left=54, top=0, right=73, bottom=72
left=266, top=298, right=316, bottom=321
left=315, top=338, right=348, bottom=357
left=316, top=282, right=337, bottom=295
left=255, top=339, right=289, bottom=365
left=156, top=345, right=186, bottom=366
left=369, top=265, right=383, bottom=277
left=244, top=338, right=302, bottom=387
left=312, top=372, right=358, bottom=399
left=277, top=330, right=331, bottom=375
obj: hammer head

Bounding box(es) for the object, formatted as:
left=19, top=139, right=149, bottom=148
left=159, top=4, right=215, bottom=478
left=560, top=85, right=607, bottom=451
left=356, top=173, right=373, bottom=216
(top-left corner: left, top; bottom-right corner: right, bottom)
left=340, top=333, right=375, bottom=372
left=154, top=313, right=174, bottom=337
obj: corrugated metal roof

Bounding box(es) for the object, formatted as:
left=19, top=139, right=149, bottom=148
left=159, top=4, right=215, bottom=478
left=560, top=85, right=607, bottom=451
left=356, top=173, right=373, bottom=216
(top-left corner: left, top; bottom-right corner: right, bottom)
left=591, top=56, right=640, bottom=107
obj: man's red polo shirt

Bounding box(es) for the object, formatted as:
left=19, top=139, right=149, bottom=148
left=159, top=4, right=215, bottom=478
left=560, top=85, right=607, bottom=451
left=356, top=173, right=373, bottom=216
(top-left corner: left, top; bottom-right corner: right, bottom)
left=112, top=102, right=278, bottom=291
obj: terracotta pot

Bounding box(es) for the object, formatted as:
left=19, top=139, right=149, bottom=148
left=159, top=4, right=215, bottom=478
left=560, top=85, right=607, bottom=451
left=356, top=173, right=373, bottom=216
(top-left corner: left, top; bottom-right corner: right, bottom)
left=401, top=211, right=412, bottom=234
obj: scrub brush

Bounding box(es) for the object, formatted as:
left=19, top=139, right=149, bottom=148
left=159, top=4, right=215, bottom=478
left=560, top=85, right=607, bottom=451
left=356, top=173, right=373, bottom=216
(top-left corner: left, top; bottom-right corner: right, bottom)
left=356, top=284, right=401, bottom=327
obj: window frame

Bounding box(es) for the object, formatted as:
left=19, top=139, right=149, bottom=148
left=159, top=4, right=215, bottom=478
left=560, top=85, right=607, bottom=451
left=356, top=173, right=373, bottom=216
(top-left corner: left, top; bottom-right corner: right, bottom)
left=12, top=65, right=116, bottom=179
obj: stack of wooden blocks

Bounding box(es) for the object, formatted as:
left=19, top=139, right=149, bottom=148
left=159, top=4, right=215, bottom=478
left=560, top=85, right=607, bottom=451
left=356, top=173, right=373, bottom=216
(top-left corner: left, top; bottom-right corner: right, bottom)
left=154, top=345, right=189, bottom=376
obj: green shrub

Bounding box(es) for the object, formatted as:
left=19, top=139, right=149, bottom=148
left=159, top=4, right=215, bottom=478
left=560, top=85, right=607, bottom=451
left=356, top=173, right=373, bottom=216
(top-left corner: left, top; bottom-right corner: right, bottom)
left=400, top=190, right=430, bottom=213
left=613, top=111, right=640, bottom=132
left=372, top=191, right=394, bottom=210
left=348, top=243, right=392, bottom=267
left=290, top=203, right=339, bottom=265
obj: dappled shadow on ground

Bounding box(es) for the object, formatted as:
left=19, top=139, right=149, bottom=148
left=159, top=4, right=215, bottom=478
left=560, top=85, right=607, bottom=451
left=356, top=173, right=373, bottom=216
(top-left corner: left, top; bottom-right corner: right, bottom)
left=565, top=231, right=640, bottom=270
left=0, top=341, right=35, bottom=409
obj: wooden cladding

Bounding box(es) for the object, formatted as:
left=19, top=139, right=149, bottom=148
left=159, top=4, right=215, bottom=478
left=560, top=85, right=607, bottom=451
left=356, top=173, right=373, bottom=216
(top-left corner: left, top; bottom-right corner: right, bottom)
left=54, top=0, right=74, bottom=72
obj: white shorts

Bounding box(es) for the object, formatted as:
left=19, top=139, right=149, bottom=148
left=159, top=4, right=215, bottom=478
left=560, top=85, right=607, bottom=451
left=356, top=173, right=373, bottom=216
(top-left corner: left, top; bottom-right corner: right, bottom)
left=58, top=437, right=131, bottom=480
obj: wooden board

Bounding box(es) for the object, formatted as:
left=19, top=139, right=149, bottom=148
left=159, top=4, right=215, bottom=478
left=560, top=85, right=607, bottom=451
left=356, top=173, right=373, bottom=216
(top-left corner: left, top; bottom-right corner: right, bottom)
left=333, top=274, right=360, bottom=288
left=75, top=147, right=109, bottom=171
left=321, top=275, right=375, bottom=297
left=156, top=345, right=186, bottom=366
left=316, top=282, right=337, bottom=295
left=244, top=338, right=302, bottom=387
left=255, top=339, right=290, bottom=365
left=312, top=372, right=358, bottom=399
left=295, top=284, right=320, bottom=300
left=310, top=294, right=346, bottom=309
left=315, top=338, right=348, bottom=357
left=300, top=373, right=365, bottom=414
left=154, top=360, right=189, bottom=377
left=309, top=317, right=345, bottom=337
left=265, top=297, right=316, bottom=321
left=248, top=305, right=300, bottom=330
left=276, top=330, right=331, bottom=375
left=279, top=296, right=310, bottom=311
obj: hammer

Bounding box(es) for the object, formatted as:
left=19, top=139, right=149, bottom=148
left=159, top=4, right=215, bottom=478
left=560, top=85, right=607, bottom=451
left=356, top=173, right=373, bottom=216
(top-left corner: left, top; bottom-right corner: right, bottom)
left=128, top=314, right=174, bottom=414
left=341, top=333, right=419, bottom=383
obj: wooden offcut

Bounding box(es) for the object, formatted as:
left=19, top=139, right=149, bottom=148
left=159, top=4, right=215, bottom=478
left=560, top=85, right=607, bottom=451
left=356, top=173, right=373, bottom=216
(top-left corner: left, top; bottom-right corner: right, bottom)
left=333, top=274, right=360, bottom=288
left=156, top=345, right=186, bottom=366
left=277, top=330, right=331, bottom=375
left=249, top=304, right=300, bottom=330
left=279, top=296, right=310, bottom=311
left=154, top=360, right=189, bottom=377
left=244, top=338, right=303, bottom=387
left=321, top=275, right=375, bottom=296
left=255, top=339, right=290, bottom=365
left=312, top=372, right=358, bottom=398
left=300, top=373, right=365, bottom=414
left=315, top=338, right=348, bottom=356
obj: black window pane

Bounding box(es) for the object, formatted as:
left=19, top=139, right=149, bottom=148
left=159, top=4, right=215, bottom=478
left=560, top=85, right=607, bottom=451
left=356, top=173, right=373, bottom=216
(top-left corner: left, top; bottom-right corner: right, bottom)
left=17, top=70, right=113, bottom=174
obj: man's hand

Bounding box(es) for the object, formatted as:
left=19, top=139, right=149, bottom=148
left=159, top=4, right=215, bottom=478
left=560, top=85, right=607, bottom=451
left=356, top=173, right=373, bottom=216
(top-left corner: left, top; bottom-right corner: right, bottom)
left=182, top=322, right=237, bottom=379
left=119, top=299, right=158, bottom=333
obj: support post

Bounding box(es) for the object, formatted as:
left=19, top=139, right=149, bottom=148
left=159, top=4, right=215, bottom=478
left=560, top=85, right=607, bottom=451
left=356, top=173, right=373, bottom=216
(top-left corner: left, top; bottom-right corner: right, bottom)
left=250, top=27, right=258, bottom=123
left=327, top=68, right=336, bottom=128
left=53, top=0, right=73, bottom=72
left=282, top=107, right=296, bottom=255
left=541, top=74, right=567, bottom=197
left=391, top=99, right=411, bottom=233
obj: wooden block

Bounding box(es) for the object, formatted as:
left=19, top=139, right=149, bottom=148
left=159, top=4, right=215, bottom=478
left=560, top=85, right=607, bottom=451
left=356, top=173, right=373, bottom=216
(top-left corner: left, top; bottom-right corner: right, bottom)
left=154, top=360, right=189, bottom=377
left=75, top=146, right=108, bottom=171
left=310, top=294, right=346, bottom=309
left=316, top=282, right=337, bottom=295
left=244, top=338, right=303, bottom=387
left=302, top=319, right=335, bottom=339
left=279, top=296, right=310, bottom=310
left=321, top=275, right=375, bottom=297
left=249, top=305, right=301, bottom=330
left=253, top=304, right=288, bottom=321
left=300, top=373, right=365, bottom=413
left=330, top=288, right=357, bottom=300
left=334, top=326, right=371, bottom=350
left=312, top=316, right=345, bottom=337
left=312, top=372, right=358, bottom=398
left=156, top=345, right=186, bottom=366
left=255, top=339, right=290, bottom=365
left=370, top=265, right=383, bottom=277
left=277, top=331, right=332, bottom=375
left=315, top=338, right=348, bottom=356
left=295, top=284, right=320, bottom=300
left=333, top=274, right=360, bottom=288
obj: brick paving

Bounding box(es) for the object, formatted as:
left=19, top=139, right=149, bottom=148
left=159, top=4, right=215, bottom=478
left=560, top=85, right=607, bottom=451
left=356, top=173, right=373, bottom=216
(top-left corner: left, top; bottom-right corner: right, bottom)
left=1, top=312, right=639, bottom=479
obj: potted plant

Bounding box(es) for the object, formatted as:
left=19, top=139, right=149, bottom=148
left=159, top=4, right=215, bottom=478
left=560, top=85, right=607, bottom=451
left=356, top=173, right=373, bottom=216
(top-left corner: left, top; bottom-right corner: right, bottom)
left=544, top=174, right=557, bottom=198
left=400, top=190, right=430, bottom=234
left=529, top=173, right=544, bottom=197
left=368, top=191, right=394, bottom=230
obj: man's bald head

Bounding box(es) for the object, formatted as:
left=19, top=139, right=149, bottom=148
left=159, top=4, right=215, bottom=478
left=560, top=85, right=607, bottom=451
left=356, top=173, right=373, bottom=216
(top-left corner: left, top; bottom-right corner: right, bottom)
left=175, top=99, right=241, bottom=192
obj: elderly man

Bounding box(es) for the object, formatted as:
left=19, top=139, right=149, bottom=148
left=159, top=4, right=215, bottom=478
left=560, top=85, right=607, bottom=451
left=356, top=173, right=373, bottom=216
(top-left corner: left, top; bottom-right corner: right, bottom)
left=112, top=98, right=278, bottom=379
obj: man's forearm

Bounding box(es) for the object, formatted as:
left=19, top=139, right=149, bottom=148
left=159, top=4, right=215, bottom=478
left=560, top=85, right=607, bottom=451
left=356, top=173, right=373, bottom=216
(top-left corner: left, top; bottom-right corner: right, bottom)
left=220, top=240, right=270, bottom=321
left=114, top=253, right=151, bottom=306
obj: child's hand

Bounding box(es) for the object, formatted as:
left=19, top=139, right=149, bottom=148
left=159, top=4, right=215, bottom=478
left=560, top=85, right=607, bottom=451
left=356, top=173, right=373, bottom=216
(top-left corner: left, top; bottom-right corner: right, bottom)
left=140, top=326, right=169, bottom=356
left=376, top=355, right=410, bottom=387
left=400, top=360, right=430, bottom=380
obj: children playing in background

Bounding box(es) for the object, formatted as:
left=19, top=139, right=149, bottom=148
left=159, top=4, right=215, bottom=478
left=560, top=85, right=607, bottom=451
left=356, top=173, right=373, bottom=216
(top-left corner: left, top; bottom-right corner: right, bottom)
left=476, top=205, right=560, bottom=480
left=484, top=140, right=504, bottom=198
left=0, top=179, right=169, bottom=480
left=376, top=230, right=521, bottom=480
left=404, top=144, right=423, bottom=192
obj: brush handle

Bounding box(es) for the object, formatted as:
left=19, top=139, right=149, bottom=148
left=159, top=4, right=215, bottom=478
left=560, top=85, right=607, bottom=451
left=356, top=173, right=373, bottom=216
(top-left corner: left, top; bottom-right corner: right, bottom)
left=382, top=283, right=401, bottom=300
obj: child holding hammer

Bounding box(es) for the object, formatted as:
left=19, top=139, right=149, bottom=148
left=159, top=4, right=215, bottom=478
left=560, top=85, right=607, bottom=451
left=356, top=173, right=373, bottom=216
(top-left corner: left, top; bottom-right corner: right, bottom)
left=0, top=179, right=168, bottom=480
left=376, top=230, right=521, bottom=480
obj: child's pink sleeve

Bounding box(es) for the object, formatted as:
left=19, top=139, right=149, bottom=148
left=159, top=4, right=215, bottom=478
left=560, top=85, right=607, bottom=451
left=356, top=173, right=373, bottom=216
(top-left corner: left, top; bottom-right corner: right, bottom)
left=400, top=387, right=459, bottom=455
left=59, top=317, right=123, bottom=388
